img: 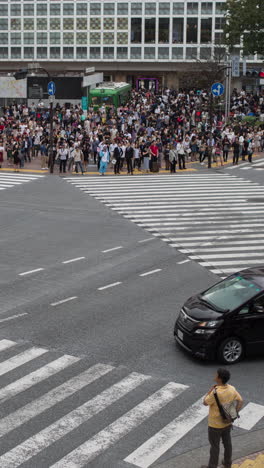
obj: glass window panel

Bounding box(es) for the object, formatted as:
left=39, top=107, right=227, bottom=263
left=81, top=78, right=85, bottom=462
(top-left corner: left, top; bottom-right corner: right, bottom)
left=76, top=32, right=87, bottom=44
left=117, top=3, right=128, bottom=15
left=131, top=18, right=142, bottom=43
left=63, top=47, right=74, bottom=59
left=63, top=4, right=74, bottom=16
left=200, top=47, right=211, bottom=59
left=131, top=3, right=142, bottom=15
left=214, top=32, right=224, bottom=45
left=37, top=18, right=47, bottom=30
left=50, top=18, right=60, bottom=30
left=90, top=32, right=101, bottom=44
left=187, top=18, right=198, bottom=43
left=215, top=17, right=226, bottom=29
left=173, top=2, right=184, bottom=14
left=144, top=47, right=155, bottom=59
left=63, top=18, right=74, bottom=30
left=172, top=47, right=183, bottom=59
left=145, top=18, right=156, bottom=43
left=158, top=47, right=169, bottom=59
left=215, top=2, right=225, bottom=14
left=187, top=3, right=198, bottom=14
left=76, top=3, right=87, bottom=15
left=76, top=46, right=87, bottom=58
left=104, top=18, right=115, bottom=30
left=77, top=18, right=87, bottom=29
left=90, top=18, right=101, bottom=29
left=90, top=3, right=101, bottom=15
left=159, top=18, right=169, bottom=43
left=103, top=46, right=114, bottom=59
left=11, top=4, right=21, bottom=15
left=0, top=5, right=8, bottom=16
left=37, top=32, right=47, bottom=44
left=11, top=47, right=21, bottom=58
left=172, top=18, right=183, bottom=43
left=11, top=19, right=21, bottom=30
left=50, top=4, right=60, bottom=15
left=24, top=47, right=34, bottom=58
left=11, top=32, right=21, bottom=44
left=201, top=2, right=212, bottom=14
left=24, top=32, right=34, bottom=44
left=50, top=47, right=61, bottom=58
left=201, top=18, right=212, bottom=43
left=50, top=32, right=60, bottom=44
left=159, top=3, right=170, bottom=15
left=117, top=18, right=127, bottom=30
left=0, top=32, right=8, bottom=44
left=36, top=4, right=47, bottom=16
left=90, top=46, right=101, bottom=58
left=24, top=18, right=34, bottom=29
left=117, top=32, right=128, bottom=44
left=24, top=4, right=34, bottom=16
left=63, top=32, right=74, bottom=44
left=0, top=19, right=8, bottom=30
left=103, top=32, right=114, bottom=44
left=130, top=46, right=141, bottom=59
left=117, top=46, right=127, bottom=58
left=103, top=3, right=115, bottom=15
left=145, top=3, right=156, bottom=15
left=186, top=46, right=197, bottom=59
left=37, top=46, right=47, bottom=58
left=0, top=47, right=8, bottom=58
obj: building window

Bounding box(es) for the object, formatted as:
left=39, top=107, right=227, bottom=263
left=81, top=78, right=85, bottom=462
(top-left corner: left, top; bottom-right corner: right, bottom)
left=173, top=2, right=184, bottom=14
left=24, top=4, right=34, bottom=16
left=37, top=32, right=47, bottom=44
left=159, top=18, right=169, bottom=43
left=144, top=47, right=156, bottom=59
left=0, top=48, right=8, bottom=58
left=10, top=4, right=21, bottom=16
left=76, top=3, right=87, bottom=16
left=63, top=47, right=74, bottom=59
left=11, top=19, right=21, bottom=30
left=214, top=32, right=224, bottom=45
left=24, top=32, right=34, bottom=44
left=37, top=48, right=47, bottom=60
left=187, top=3, right=198, bottom=14
left=63, top=33, right=74, bottom=45
left=201, top=2, right=212, bottom=14
left=172, top=18, right=183, bottom=43
left=215, top=17, right=226, bottom=29
left=50, top=18, right=60, bottom=30
left=37, top=18, right=47, bottom=30
left=117, top=46, right=128, bottom=59
left=200, top=47, right=212, bottom=59
left=131, top=19, right=142, bottom=43
left=159, top=3, right=170, bottom=15
left=90, top=47, right=101, bottom=59
left=215, top=2, right=225, bottom=14
left=103, top=46, right=114, bottom=59
left=103, top=32, right=114, bottom=44
left=186, top=47, right=197, bottom=59
left=90, top=3, right=101, bottom=15
left=117, top=3, right=128, bottom=15
left=76, top=32, right=87, bottom=44
left=24, top=47, right=34, bottom=58
left=131, top=3, right=142, bottom=15
left=63, top=18, right=74, bottom=30
left=172, top=47, right=183, bottom=59
left=76, top=46, right=87, bottom=58
left=50, top=47, right=61, bottom=58
left=187, top=18, right=198, bottom=43
left=158, top=47, right=169, bottom=59
left=0, top=5, right=8, bottom=16
left=11, top=47, right=21, bottom=58
left=145, top=3, right=156, bottom=15
left=63, top=4, right=74, bottom=16
left=90, top=32, right=101, bottom=44
left=50, top=32, right=60, bottom=44
left=130, top=47, right=141, bottom=59
left=90, top=18, right=101, bottom=30
left=50, top=4, right=60, bottom=16
left=77, top=18, right=87, bottom=30
left=36, top=4, right=47, bottom=16
left=103, top=3, right=115, bottom=15
left=0, top=19, right=8, bottom=30
left=24, top=19, right=34, bottom=30
left=117, top=32, right=128, bottom=44
left=0, top=33, right=8, bottom=44
left=201, top=18, right=212, bottom=43
left=11, top=32, right=21, bottom=44
left=145, top=18, right=156, bottom=43
left=117, top=18, right=128, bottom=30
left=104, top=18, right=115, bottom=30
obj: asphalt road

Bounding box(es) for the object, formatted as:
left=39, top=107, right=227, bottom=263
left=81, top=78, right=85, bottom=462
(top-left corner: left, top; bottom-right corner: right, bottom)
left=0, top=168, right=264, bottom=468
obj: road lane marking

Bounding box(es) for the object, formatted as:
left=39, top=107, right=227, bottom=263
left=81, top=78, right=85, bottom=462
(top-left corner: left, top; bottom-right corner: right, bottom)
left=98, top=282, right=122, bottom=290
left=0, top=313, right=28, bottom=324
left=138, top=238, right=155, bottom=243
left=234, top=403, right=264, bottom=430
left=0, top=347, right=48, bottom=377
left=177, top=259, right=190, bottom=264
left=102, top=246, right=123, bottom=253
left=0, top=339, right=17, bottom=352
left=51, top=297, right=78, bottom=307
left=139, top=269, right=162, bottom=277
left=19, top=268, right=44, bottom=276
left=62, top=257, right=85, bottom=264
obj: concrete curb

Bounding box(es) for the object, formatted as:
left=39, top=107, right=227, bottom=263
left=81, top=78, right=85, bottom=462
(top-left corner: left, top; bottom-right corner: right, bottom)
left=155, top=427, right=264, bottom=468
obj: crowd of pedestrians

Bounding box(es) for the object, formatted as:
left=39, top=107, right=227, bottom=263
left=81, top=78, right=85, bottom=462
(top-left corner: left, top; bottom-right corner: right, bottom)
left=0, top=87, right=263, bottom=174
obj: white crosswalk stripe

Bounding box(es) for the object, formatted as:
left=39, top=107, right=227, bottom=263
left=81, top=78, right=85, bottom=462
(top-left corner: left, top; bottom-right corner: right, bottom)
left=0, top=172, right=45, bottom=191
left=226, top=157, right=264, bottom=171
left=66, top=174, right=264, bottom=276
left=0, top=338, right=263, bottom=467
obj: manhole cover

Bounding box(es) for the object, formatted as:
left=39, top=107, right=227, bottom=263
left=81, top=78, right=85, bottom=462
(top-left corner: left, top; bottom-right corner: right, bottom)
left=247, top=198, right=264, bottom=203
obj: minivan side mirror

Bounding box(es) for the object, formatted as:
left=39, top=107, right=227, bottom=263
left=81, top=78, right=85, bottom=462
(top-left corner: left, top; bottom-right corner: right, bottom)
left=253, top=304, right=264, bottom=314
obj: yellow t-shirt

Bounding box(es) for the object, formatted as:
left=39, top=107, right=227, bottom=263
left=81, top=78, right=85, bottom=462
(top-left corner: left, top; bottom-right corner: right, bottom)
left=204, top=384, right=243, bottom=428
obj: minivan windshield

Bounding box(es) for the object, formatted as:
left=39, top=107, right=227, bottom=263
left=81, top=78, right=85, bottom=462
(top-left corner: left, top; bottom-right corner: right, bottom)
left=202, top=275, right=262, bottom=311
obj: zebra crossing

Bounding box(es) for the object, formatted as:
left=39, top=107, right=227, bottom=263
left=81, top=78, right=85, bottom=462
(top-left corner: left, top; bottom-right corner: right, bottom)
left=66, top=173, right=264, bottom=277
left=226, top=157, right=264, bottom=171
left=0, top=337, right=263, bottom=467
left=0, top=171, right=45, bottom=191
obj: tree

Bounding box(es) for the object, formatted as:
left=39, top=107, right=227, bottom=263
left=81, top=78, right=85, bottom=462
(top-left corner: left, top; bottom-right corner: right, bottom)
left=224, top=0, right=264, bottom=56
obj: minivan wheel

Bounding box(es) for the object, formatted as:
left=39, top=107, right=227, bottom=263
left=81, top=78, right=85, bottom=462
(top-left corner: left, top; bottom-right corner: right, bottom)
left=217, top=337, right=244, bottom=364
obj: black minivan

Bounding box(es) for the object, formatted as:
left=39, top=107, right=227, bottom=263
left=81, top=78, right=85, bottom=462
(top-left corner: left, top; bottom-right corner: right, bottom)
left=174, top=267, right=264, bottom=364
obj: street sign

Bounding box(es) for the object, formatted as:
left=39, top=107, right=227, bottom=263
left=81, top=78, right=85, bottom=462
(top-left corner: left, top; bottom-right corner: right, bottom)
left=81, top=96, right=88, bottom=111
left=231, top=55, right=240, bottom=77
left=47, top=81, right=56, bottom=96
left=211, top=82, right=224, bottom=97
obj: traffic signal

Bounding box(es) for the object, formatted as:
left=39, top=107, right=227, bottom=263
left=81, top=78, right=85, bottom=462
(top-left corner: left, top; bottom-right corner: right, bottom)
left=245, top=69, right=259, bottom=77
left=259, top=71, right=264, bottom=78
left=14, top=68, right=28, bottom=80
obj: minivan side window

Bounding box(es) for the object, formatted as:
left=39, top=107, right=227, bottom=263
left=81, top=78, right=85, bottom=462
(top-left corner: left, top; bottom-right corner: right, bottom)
left=238, top=295, right=264, bottom=315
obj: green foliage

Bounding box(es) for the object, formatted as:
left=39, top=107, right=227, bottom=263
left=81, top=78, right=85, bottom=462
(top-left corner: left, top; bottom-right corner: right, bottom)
left=224, top=0, right=264, bottom=56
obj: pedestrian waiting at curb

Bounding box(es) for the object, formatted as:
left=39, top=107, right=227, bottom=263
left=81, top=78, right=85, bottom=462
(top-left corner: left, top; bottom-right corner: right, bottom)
left=201, top=368, right=243, bottom=468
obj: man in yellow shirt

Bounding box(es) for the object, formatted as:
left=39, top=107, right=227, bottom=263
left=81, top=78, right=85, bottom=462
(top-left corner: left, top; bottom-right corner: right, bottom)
left=201, top=368, right=243, bottom=468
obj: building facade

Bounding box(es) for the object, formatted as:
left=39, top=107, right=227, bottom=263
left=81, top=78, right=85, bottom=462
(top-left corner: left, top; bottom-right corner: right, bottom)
left=0, top=0, right=261, bottom=90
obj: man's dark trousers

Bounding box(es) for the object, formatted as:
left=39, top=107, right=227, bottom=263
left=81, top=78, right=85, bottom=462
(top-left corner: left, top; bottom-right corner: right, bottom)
left=208, top=425, right=232, bottom=468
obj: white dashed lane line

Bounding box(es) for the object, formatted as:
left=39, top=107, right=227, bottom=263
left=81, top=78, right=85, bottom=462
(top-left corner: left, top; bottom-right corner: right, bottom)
left=0, top=313, right=28, bottom=324
left=101, top=246, right=123, bottom=253
left=62, top=257, right=86, bottom=264
left=51, top=297, right=78, bottom=307
left=98, top=282, right=122, bottom=291
left=19, top=268, right=45, bottom=276
left=139, top=269, right=162, bottom=277
left=138, top=238, right=155, bottom=243
left=177, top=259, right=191, bottom=265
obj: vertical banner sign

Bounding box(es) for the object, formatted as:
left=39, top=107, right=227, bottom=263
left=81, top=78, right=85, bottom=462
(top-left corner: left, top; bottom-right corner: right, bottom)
left=231, top=56, right=240, bottom=77
left=81, top=96, right=88, bottom=110
left=243, top=59, right=247, bottom=76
